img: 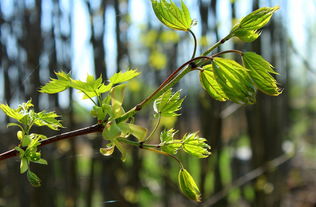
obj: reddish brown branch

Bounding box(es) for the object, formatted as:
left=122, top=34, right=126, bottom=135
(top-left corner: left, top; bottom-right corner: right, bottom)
left=0, top=124, right=104, bottom=161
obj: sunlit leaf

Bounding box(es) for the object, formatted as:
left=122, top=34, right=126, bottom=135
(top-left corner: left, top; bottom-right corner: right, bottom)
left=200, top=65, right=228, bottom=101
left=113, top=139, right=127, bottom=162
left=154, top=89, right=184, bottom=117
left=151, top=0, right=193, bottom=31
left=100, top=144, right=115, bottom=156
left=242, top=52, right=281, bottom=96
left=236, top=6, right=279, bottom=31
left=212, top=57, right=256, bottom=104
left=234, top=29, right=261, bottom=42
left=160, top=129, right=182, bottom=154
left=102, top=121, right=122, bottom=140
left=39, top=71, right=71, bottom=94
left=0, top=104, right=23, bottom=121
left=178, top=168, right=201, bottom=202
left=110, top=84, right=126, bottom=118
left=110, top=70, right=140, bottom=85
left=182, top=132, right=211, bottom=158
left=34, top=111, right=62, bottom=130
left=231, top=6, right=279, bottom=42
left=119, top=123, right=148, bottom=141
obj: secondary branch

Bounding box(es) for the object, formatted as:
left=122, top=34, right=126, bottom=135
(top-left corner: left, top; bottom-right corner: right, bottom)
left=0, top=124, right=104, bottom=161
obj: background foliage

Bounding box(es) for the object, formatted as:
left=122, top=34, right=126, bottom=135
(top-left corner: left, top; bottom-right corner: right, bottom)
left=0, top=0, right=316, bottom=206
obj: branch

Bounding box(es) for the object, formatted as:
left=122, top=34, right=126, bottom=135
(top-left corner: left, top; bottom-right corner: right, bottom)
left=199, top=153, right=293, bottom=207
left=0, top=124, right=104, bottom=161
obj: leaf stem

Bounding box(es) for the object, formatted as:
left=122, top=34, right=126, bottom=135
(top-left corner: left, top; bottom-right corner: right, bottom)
left=211, top=49, right=243, bottom=58
left=115, top=56, right=212, bottom=123
left=144, top=113, right=161, bottom=142
left=202, top=34, right=232, bottom=56
left=0, top=124, right=104, bottom=161
left=142, top=147, right=183, bottom=169
left=188, top=29, right=197, bottom=59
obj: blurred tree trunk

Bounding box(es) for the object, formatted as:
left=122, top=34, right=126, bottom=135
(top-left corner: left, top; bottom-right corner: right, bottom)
left=245, top=1, right=286, bottom=207
left=198, top=1, right=227, bottom=206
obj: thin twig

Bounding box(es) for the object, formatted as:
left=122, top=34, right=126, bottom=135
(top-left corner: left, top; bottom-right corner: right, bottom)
left=0, top=124, right=104, bottom=161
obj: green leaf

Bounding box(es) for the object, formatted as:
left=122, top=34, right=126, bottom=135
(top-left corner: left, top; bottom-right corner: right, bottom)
left=27, top=170, right=41, bottom=187
left=71, top=75, right=111, bottom=100
left=242, top=52, right=281, bottom=96
left=231, top=6, right=279, bottom=42
left=234, top=30, right=261, bottom=42
left=110, top=84, right=126, bottom=118
left=100, top=144, right=115, bottom=156
left=20, top=158, right=29, bottom=174
left=32, top=158, right=48, bottom=165
left=212, top=57, right=256, bottom=104
left=178, top=168, right=201, bottom=202
left=160, top=129, right=182, bottom=154
left=182, top=132, right=211, bottom=158
left=0, top=104, right=23, bottom=121
left=113, top=139, right=127, bottom=162
left=119, top=123, right=148, bottom=141
left=39, top=71, right=71, bottom=94
left=151, top=0, right=193, bottom=31
left=34, top=111, right=62, bottom=130
left=236, top=6, right=279, bottom=31
left=110, top=69, right=140, bottom=85
left=102, top=121, right=122, bottom=140
left=200, top=65, right=228, bottom=101
left=154, top=89, right=184, bottom=117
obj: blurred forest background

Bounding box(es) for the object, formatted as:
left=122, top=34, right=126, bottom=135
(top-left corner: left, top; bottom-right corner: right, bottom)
left=1, top=0, right=316, bottom=206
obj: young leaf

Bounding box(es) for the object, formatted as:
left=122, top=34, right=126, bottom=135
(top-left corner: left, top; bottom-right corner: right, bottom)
left=34, top=111, right=62, bottom=130
left=110, top=69, right=140, bottom=85
left=182, top=132, right=211, bottom=158
left=236, top=6, right=279, bottom=30
left=178, top=168, right=201, bottom=202
left=71, top=75, right=111, bottom=100
left=110, top=84, right=126, bottom=118
left=27, top=170, right=41, bottom=187
left=154, top=89, right=184, bottom=117
left=199, top=65, right=228, bottom=101
left=119, top=123, right=148, bottom=141
left=159, top=129, right=182, bottom=154
left=231, top=6, right=279, bottom=42
left=100, top=144, right=115, bottom=156
left=39, top=71, right=71, bottom=94
left=212, top=57, right=256, bottom=104
left=20, top=158, right=29, bottom=174
left=0, top=104, right=24, bottom=121
left=242, top=52, right=281, bottom=96
left=151, top=0, right=193, bottom=31
left=102, top=121, right=122, bottom=140
left=234, top=30, right=261, bottom=42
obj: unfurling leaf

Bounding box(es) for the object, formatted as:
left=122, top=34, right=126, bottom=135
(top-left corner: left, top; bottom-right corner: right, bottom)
left=242, top=52, right=281, bottom=96
left=178, top=168, right=201, bottom=202
left=182, top=132, right=211, bottom=158
left=160, top=129, right=182, bottom=154
left=231, top=6, right=279, bottom=42
left=200, top=65, right=228, bottom=101
left=212, top=57, right=256, bottom=104
left=234, top=30, right=261, bottom=42
left=154, top=89, right=184, bottom=117
left=27, top=170, right=41, bottom=187
left=236, top=6, right=279, bottom=30
left=100, top=144, right=115, bottom=156
left=110, top=84, right=126, bottom=118
left=20, top=158, right=29, bottom=174
left=151, top=0, right=193, bottom=31
left=119, top=123, right=148, bottom=141
left=0, top=104, right=24, bottom=121
left=34, top=111, right=62, bottom=130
